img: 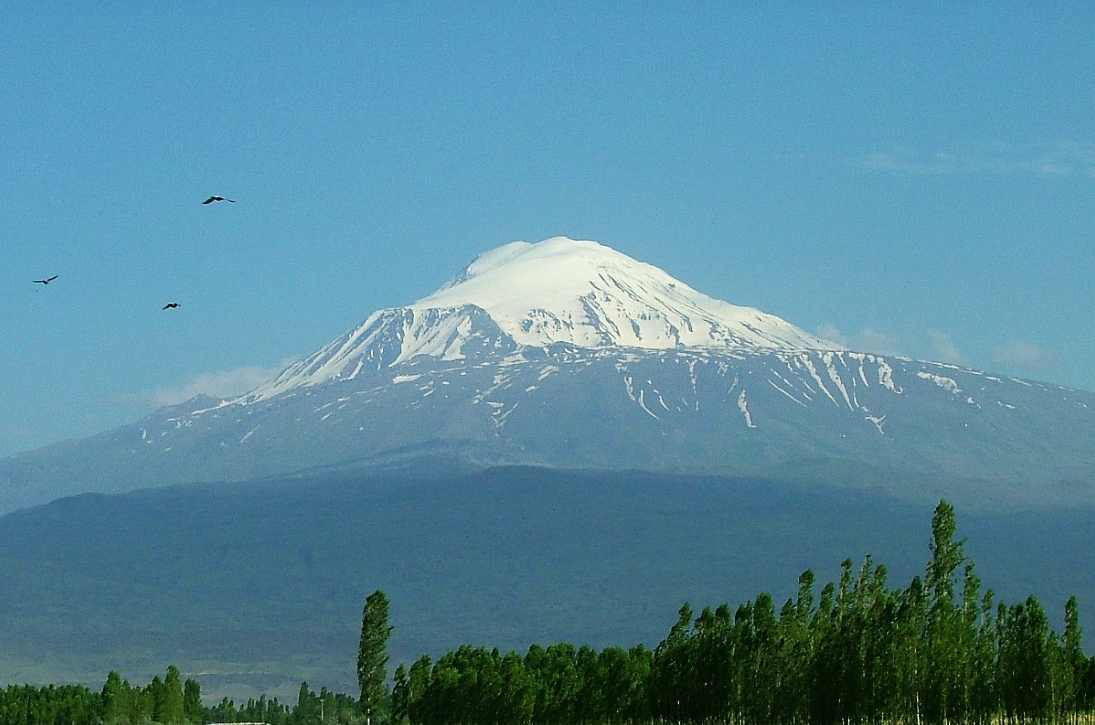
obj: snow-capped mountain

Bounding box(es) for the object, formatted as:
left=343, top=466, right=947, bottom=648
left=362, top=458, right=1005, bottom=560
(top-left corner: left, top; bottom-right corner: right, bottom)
left=241, top=237, right=837, bottom=401
left=417, top=238, right=836, bottom=351
left=1, top=237, right=1092, bottom=513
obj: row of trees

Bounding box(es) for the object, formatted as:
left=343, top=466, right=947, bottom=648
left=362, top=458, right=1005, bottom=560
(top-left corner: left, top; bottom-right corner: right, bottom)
left=0, top=670, right=365, bottom=725
left=204, top=682, right=360, bottom=724
left=393, top=501, right=1095, bottom=724
left=0, top=587, right=398, bottom=725
left=0, top=665, right=202, bottom=725
left=392, top=642, right=653, bottom=724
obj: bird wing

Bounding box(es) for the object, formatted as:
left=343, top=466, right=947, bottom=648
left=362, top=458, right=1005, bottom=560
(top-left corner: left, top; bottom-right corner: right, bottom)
left=226, top=198, right=236, bottom=202
left=47, top=275, right=58, bottom=282
left=202, top=197, right=216, bottom=204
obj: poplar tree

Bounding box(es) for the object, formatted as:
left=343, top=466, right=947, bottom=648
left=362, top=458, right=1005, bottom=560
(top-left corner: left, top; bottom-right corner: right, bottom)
left=925, top=499, right=965, bottom=724
left=392, top=664, right=410, bottom=724
left=148, top=675, right=166, bottom=723
left=407, top=655, right=433, bottom=724
left=358, top=589, right=393, bottom=721
left=297, top=681, right=318, bottom=721
left=162, top=665, right=185, bottom=725
left=1064, top=595, right=1084, bottom=716
left=101, top=671, right=126, bottom=723
left=183, top=678, right=202, bottom=724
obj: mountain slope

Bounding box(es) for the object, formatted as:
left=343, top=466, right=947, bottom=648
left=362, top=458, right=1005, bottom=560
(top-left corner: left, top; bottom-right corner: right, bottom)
left=3, top=467, right=1094, bottom=697
left=2, top=340, right=1091, bottom=513
left=0, top=236, right=1091, bottom=513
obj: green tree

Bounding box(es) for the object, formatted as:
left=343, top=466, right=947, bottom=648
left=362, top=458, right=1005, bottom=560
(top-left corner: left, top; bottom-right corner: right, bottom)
left=148, top=675, right=167, bottom=723
left=924, top=499, right=965, bottom=724
left=1063, top=595, right=1084, bottom=717
left=358, top=589, right=393, bottom=721
left=162, top=665, right=185, bottom=724
left=183, top=678, right=202, bottom=724
left=406, top=655, right=432, bottom=724
left=101, top=671, right=128, bottom=723
left=391, top=664, right=410, bottom=724
left=296, top=681, right=319, bottom=723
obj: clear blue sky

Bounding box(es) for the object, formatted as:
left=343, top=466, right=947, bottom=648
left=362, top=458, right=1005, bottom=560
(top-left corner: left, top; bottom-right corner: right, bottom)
left=2, top=2, right=1093, bottom=456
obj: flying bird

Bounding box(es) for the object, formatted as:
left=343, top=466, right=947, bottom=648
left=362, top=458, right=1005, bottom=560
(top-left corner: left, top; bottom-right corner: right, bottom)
left=33, top=275, right=59, bottom=285
left=162, top=302, right=180, bottom=310
left=201, top=195, right=236, bottom=205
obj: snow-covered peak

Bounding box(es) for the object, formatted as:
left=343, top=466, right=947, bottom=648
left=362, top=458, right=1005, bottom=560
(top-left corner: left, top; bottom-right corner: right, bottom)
left=416, top=236, right=836, bottom=351
left=238, top=236, right=838, bottom=402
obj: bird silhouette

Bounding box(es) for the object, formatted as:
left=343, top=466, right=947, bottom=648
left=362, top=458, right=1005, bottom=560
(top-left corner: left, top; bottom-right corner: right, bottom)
left=33, top=275, right=59, bottom=285
left=162, top=302, right=180, bottom=310
left=201, top=195, right=236, bottom=205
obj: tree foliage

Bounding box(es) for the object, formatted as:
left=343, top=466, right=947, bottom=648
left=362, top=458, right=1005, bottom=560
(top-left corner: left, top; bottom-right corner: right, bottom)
left=358, top=589, right=393, bottom=720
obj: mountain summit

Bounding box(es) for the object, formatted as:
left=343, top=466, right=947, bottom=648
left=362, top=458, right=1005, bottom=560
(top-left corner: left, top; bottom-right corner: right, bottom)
left=246, top=237, right=837, bottom=401
left=1, top=236, right=1092, bottom=513
left=418, top=237, right=835, bottom=351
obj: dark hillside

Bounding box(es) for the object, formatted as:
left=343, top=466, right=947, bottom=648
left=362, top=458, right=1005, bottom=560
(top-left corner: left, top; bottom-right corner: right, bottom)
left=1, top=465, right=1091, bottom=698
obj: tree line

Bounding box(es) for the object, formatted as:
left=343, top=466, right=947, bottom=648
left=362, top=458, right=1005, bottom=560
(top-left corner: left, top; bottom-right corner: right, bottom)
left=393, top=501, right=1095, bottom=725
left=3, top=500, right=1094, bottom=724
left=0, top=668, right=363, bottom=725
left=0, top=665, right=202, bottom=725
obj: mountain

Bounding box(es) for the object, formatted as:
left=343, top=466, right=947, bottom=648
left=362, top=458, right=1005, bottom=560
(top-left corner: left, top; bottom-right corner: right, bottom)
left=1, top=236, right=1092, bottom=513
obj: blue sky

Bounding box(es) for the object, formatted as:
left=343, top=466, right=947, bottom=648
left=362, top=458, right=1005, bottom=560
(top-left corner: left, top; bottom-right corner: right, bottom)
left=2, top=3, right=1093, bottom=456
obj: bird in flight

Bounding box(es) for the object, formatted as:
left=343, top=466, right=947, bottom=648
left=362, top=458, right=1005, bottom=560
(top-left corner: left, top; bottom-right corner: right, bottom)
left=162, top=302, right=180, bottom=310
left=201, top=195, right=236, bottom=205
left=33, top=275, right=59, bottom=285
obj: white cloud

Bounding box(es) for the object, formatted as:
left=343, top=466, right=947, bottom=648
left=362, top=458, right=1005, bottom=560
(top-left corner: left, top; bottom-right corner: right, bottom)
left=856, top=328, right=902, bottom=356
left=147, top=360, right=292, bottom=407
left=860, top=141, right=1095, bottom=178
left=992, top=341, right=1055, bottom=370
left=927, top=330, right=965, bottom=365
left=816, top=323, right=902, bottom=356
left=816, top=328, right=1058, bottom=375
left=816, top=323, right=846, bottom=346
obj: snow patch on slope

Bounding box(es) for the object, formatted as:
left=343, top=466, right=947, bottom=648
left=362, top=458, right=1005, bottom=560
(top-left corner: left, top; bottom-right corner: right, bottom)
left=737, top=389, right=757, bottom=428
left=917, top=371, right=960, bottom=395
